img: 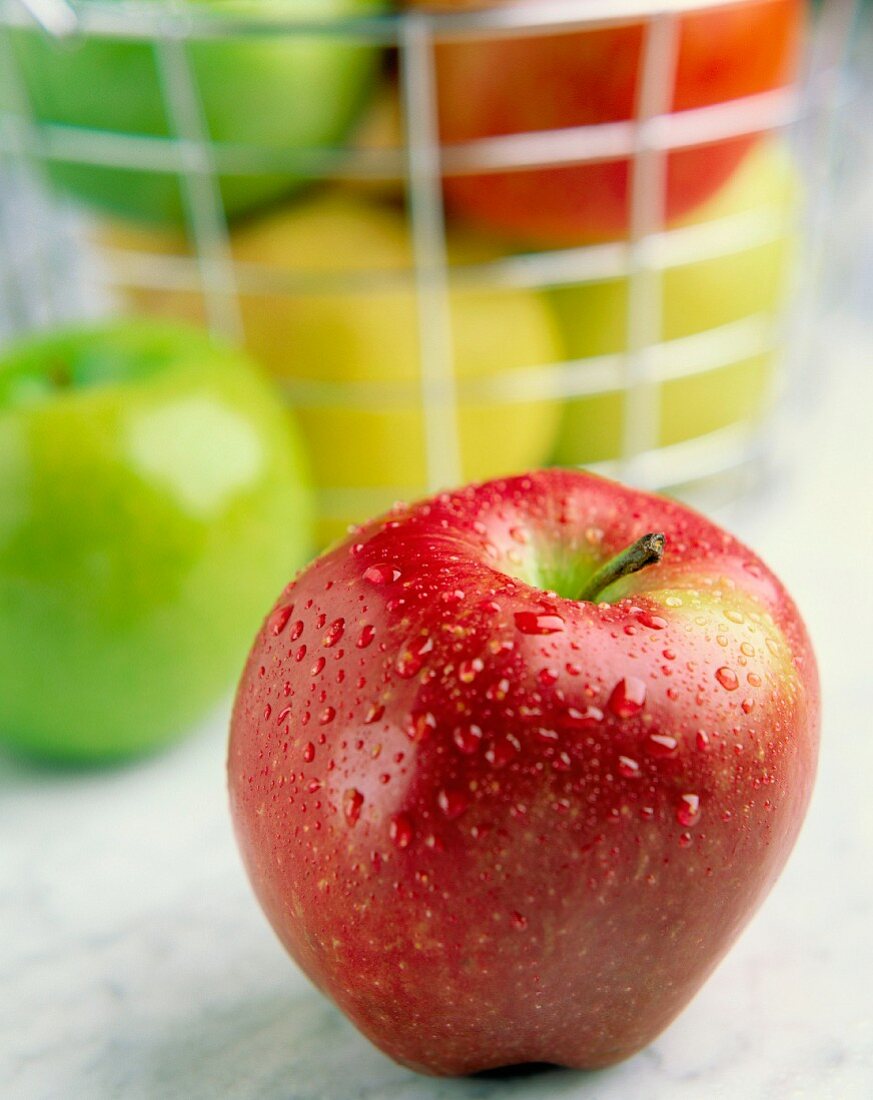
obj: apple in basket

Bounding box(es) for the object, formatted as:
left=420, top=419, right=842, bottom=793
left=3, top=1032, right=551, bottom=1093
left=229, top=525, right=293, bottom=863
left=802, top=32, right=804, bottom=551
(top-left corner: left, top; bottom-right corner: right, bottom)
left=97, top=193, right=563, bottom=544
left=5, top=0, right=387, bottom=226
left=550, top=139, right=800, bottom=466
left=406, top=0, right=804, bottom=245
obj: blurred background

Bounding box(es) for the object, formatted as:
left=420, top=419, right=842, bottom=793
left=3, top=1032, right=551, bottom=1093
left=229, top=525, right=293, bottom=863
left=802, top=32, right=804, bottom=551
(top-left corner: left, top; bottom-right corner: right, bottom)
left=0, top=0, right=860, bottom=541
left=1, top=1, right=871, bottom=1096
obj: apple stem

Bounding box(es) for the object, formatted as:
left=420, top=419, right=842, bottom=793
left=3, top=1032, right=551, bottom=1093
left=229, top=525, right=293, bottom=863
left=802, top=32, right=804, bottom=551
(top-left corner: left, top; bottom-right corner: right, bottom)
left=578, top=532, right=666, bottom=603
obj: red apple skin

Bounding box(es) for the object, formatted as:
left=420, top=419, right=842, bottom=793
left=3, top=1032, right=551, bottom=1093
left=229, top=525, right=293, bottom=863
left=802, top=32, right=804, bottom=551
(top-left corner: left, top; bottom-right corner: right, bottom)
left=228, top=469, right=819, bottom=1074
left=423, top=0, right=804, bottom=244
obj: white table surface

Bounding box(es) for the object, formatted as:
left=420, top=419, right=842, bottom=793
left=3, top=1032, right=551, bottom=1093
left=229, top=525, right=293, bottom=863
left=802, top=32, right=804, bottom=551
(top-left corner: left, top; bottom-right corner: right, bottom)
left=1, top=306, right=871, bottom=1100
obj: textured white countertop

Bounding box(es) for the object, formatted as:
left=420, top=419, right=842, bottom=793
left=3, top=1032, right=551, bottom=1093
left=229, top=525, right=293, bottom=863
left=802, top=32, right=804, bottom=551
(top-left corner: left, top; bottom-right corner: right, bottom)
left=2, top=306, right=871, bottom=1100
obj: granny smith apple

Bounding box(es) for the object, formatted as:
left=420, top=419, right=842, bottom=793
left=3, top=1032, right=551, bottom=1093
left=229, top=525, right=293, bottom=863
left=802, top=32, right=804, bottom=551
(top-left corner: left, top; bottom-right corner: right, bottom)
left=550, top=141, right=800, bottom=466
left=229, top=467, right=819, bottom=1073
left=5, top=0, right=386, bottom=226
left=0, top=320, right=312, bottom=761
left=98, top=194, right=563, bottom=543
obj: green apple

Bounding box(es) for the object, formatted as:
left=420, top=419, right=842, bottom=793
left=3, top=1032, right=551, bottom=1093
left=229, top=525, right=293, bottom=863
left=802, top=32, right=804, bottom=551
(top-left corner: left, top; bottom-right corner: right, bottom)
left=98, top=194, right=563, bottom=544
left=0, top=320, right=312, bottom=761
left=550, top=141, right=800, bottom=466
left=4, top=0, right=385, bottom=226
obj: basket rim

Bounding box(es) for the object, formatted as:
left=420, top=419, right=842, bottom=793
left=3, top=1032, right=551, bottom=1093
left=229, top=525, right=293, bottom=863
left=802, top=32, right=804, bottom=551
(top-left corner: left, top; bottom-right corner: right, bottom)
left=0, top=0, right=777, bottom=45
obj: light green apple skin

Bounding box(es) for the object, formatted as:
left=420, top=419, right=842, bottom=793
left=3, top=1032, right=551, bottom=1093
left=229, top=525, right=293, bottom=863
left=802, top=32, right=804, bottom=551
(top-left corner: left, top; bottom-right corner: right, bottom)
left=550, top=142, right=800, bottom=465
left=4, top=0, right=385, bottom=226
left=0, top=321, right=313, bottom=761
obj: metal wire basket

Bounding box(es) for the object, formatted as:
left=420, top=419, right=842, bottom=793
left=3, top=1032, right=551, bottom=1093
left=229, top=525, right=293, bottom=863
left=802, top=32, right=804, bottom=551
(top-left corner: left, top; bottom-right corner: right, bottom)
left=0, top=0, right=861, bottom=542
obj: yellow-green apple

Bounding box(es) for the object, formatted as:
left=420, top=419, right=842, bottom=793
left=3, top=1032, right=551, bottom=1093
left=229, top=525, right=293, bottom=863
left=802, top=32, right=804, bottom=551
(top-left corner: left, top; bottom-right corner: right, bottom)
left=228, top=467, right=820, bottom=1074
left=550, top=141, right=800, bottom=466
left=5, top=0, right=386, bottom=226
left=0, top=320, right=312, bottom=761
left=412, top=0, right=804, bottom=245
left=98, top=193, right=563, bottom=543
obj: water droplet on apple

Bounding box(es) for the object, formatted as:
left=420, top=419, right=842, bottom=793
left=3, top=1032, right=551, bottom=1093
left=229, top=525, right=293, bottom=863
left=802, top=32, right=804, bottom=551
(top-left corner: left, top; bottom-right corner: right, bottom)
left=534, top=727, right=559, bottom=743
left=343, top=788, right=364, bottom=826
left=302, top=741, right=315, bottom=762
left=453, top=724, right=483, bottom=754
left=716, top=666, right=739, bottom=691
left=618, top=755, right=641, bottom=778
left=485, top=735, right=520, bottom=768
left=319, top=706, right=336, bottom=725
left=396, top=635, right=434, bottom=679
left=276, top=705, right=292, bottom=725
left=696, top=730, right=710, bottom=751
left=538, top=667, right=559, bottom=686
left=407, top=711, right=436, bottom=742
left=565, top=704, right=604, bottom=729
left=437, top=787, right=468, bottom=819
left=510, top=910, right=528, bottom=930
left=646, top=733, right=678, bottom=758
left=725, top=608, right=745, bottom=624
left=514, top=611, right=564, bottom=635
left=364, top=703, right=384, bottom=725
left=678, top=831, right=693, bottom=848
left=389, top=813, right=414, bottom=849
left=676, top=793, right=701, bottom=827
left=638, top=610, right=668, bottom=630
left=363, top=564, right=401, bottom=586
left=323, top=618, right=345, bottom=648
left=311, top=656, right=326, bottom=676
left=608, top=676, right=647, bottom=718
left=290, top=620, right=304, bottom=642
left=509, top=526, right=529, bottom=545
left=270, top=606, right=293, bottom=636
left=263, top=704, right=272, bottom=720
left=740, top=641, right=755, bottom=657
left=552, top=751, right=573, bottom=772
left=458, top=658, right=484, bottom=683
left=357, top=624, right=376, bottom=649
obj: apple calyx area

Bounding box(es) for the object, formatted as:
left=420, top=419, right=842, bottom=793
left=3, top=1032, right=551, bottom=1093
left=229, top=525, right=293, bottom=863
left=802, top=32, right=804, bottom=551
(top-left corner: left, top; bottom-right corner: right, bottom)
left=577, top=531, right=666, bottom=603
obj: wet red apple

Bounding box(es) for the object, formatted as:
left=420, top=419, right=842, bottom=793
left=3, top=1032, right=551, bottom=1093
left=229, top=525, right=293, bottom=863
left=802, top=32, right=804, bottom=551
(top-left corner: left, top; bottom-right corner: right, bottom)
left=228, top=469, right=819, bottom=1074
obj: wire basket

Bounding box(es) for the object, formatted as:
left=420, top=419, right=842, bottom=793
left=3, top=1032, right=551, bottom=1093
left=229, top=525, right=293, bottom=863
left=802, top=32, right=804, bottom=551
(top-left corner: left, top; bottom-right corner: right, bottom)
left=0, top=0, right=861, bottom=542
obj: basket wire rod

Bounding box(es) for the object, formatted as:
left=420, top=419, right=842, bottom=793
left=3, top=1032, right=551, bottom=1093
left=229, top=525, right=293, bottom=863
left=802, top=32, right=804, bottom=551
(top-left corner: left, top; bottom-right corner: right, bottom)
left=13, top=0, right=77, bottom=38
left=100, top=202, right=790, bottom=300
left=399, top=13, right=462, bottom=495
left=788, top=0, right=862, bottom=399
left=0, top=0, right=771, bottom=47
left=0, top=85, right=799, bottom=182
left=620, top=11, right=680, bottom=481
left=152, top=1, right=242, bottom=345
left=0, top=21, right=70, bottom=334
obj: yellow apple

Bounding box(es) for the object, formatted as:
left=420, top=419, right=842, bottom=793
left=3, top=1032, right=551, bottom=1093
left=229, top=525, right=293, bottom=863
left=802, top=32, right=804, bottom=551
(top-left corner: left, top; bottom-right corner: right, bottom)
left=550, top=141, right=801, bottom=466
left=97, top=194, right=562, bottom=542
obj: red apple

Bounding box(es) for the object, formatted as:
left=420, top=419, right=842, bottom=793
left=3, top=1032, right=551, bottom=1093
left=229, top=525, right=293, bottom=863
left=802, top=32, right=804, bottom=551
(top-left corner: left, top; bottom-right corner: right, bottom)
left=418, top=0, right=804, bottom=244
left=228, top=469, right=819, bottom=1074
